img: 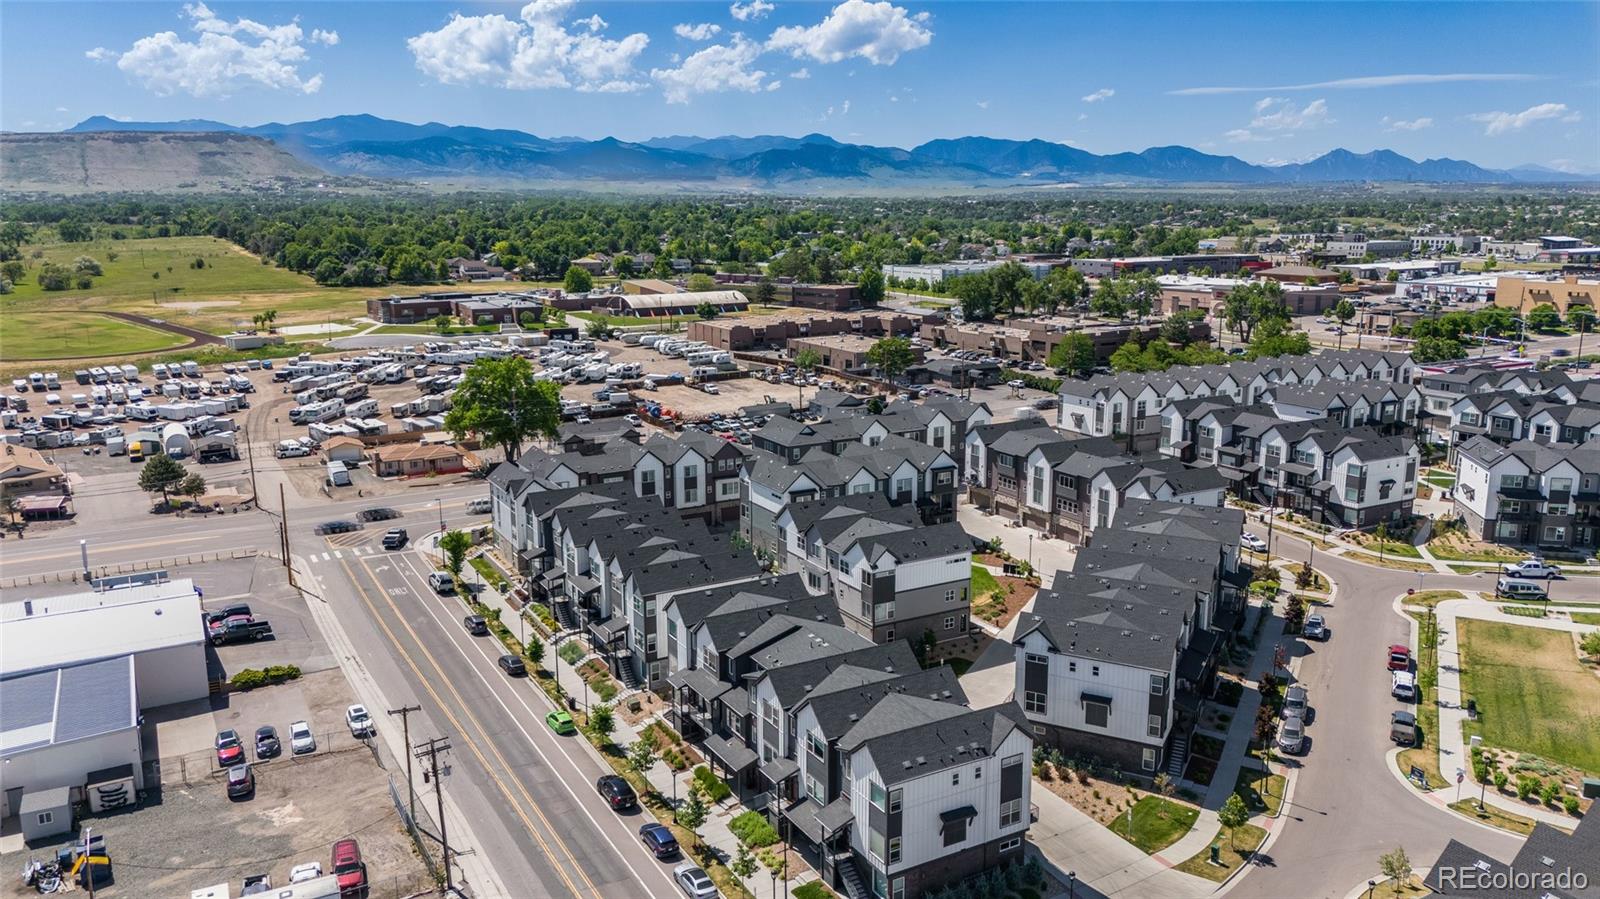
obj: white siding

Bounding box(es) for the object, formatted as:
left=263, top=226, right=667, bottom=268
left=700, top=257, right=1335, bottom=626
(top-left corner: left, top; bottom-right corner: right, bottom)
left=894, top=553, right=972, bottom=591
left=1016, top=632, right=1171, bottom=748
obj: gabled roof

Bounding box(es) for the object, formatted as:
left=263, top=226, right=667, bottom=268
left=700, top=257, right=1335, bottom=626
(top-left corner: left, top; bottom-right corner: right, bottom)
left=798, top=666, right=967, bottom=741
left=1015, top=579, right=1190, bottom=671
left=842, top=699, right=1029, bottom=785
left=756, top=642, right=919, bottom=708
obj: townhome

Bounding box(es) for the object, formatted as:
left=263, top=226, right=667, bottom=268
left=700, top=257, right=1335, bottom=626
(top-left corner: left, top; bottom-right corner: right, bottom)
left=1525, top=402, right=1600, bottom=446
left=1087, top=458, right=1228, bottom=532
left=634, top=430, right=748, bottom=527
left=778, top=494, right=918, bottom=594
left=821, top=515, right=974, bottom=645
left=1262, top=381, right=1420, bottom=432
left=963, top=423, right=1063, bottom=518
left=1451, top=437, right=1600, bottom=551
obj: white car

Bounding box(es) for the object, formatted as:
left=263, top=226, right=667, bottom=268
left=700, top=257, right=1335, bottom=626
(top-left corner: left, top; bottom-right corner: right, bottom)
left=673, top=864, right=719, bottom=899
left=1241, top=532, right=1269, bottom=553
left=1503, top=558, right=1560, bottom=579
left=288, top=863, right=323, bottom=884
left=346, top=704, right=376, bottom=739
left=702, top=384, right=720, bottom=395
left=289, top=720, right=316, bottom=755
left=624, top=414, right=643, bottom=426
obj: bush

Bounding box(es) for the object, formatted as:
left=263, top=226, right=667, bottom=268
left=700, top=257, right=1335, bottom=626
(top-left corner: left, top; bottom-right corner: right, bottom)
left=1493, top=769, right=1508, bottom=791
left=692, top=766, right=733, bottom=803
left=729, top=810, right=779, bottom=848
left=229, top=664, right=301, bottom=691
left=1563, top=795, right=1580, bottom=815
left=558, top=640, right=586, bottom=665
left=1517, top=775, right=1538, bottom=801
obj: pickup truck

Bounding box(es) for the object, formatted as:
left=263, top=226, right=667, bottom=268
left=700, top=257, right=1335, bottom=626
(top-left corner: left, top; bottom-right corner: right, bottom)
left=1502, top=559, right=1561, bottom=579
left=212, top=618, right=274, bottom=645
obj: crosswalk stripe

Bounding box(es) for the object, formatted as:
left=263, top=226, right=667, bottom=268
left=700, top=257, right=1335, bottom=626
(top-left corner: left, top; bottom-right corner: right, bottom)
left=334, top=551, right=344, bottom=559
left=321, top=552, right=331, bottom=562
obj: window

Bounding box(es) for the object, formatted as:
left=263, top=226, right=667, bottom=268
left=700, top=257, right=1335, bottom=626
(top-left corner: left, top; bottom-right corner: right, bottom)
left=887, top=837, right=902, bottom=865
left=640, top=469, right=657, bottom=496
left=932, top=426, right=946, bottom=449
left=1084, top=700, right=1109, bottom=728
left=999, top=837, right=1022, bottom=853
left=807, top=571, right=823, bottom=590
left=878, top=603, right=896, bottom=624
left=808, top=731, right=826, bottom=758
left=1148, top=714, right=1163, bottom=737
left=1091, top=665, right=1100, bottom=677
left=888, top=789, right=902, bottom=814
left=763, top=700, right=779, bottom=731
left=35, top=811, right=53, bottom=826
left=891, top=877, right=906, bottom=899
left=944, top=615, right=957, bottom=630
left=870, top=781, right=887, bottom=810
left=1024, top=691, right=1047, bottom=714
left=1141, top=748, right=1158, bottom=771
left=942, top=815, right=968, bottom=846
left=885, top=628, right=894, bottom=641
left=1068, top=661, right=1077, bottom=673
left=974, top=765, right=982, bottom=781
left=999, top=799, right=1022, bottom=828
left=1544, top=526, right=1567, bottom=542
left=952, top=771, right=960, bottom=786
left=868, top=829, right=886, bottom=864
left=1031, top=465, right=1045, bottom=504
left=945, top=588, right=957, bottom=603
left=895, top=476, right=913, bottom=498
left=1150, top=674, right=1165, bottom=696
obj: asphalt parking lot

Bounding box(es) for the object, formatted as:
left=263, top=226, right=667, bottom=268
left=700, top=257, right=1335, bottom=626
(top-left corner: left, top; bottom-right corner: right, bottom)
left=202, top=558, right=337, bottom=682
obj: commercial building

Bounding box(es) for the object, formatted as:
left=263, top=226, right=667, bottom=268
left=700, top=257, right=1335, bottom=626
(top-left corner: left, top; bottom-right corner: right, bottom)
left=787, top=334, right=925, bottom=374
left=1410, top=234, right=1481, bottom=254
left=713, top=275, right=865, bottom=311
left=688, top=311, right=918, bottom=351
left=0, top=444, right=65, bottom=499
left=885, top=260, right=1053, bottom=285
left=365, top=291, right=544, bottom=324
left=918, top=317, right=1211, bottom=365
left=600, top=290, right=750, bottom=318
left=1069, top=254, right=1262, bottom=278
left=1493, top=274, right=1600, bottom=317
left=1331, top=259, right=1462, bottom=281
left=370, top=441, right=479, bottom=477
left=0, top=578, right=209, bottom=819
left=1154, top=275, right=1342, bottom=317
left=1321, top=238, right=1410, bottom=259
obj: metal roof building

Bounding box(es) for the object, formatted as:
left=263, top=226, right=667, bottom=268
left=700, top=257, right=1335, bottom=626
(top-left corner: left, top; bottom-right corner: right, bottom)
left=0, top=655, right=142, bottom=820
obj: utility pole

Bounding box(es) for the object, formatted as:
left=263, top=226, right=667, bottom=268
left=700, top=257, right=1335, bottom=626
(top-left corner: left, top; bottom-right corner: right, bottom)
left=388, top=705, right=422, bottom=825
left=279, top=483, right=294, bottom=587
left=418, top=736, right=454, bottom=893
left=243, top=425, right=260, bottom=506
left=82, top=825, right=95, bottom=899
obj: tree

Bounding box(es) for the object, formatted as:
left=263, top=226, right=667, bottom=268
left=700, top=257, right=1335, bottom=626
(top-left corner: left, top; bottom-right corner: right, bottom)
left=866, top=337, right=916, bottom=381
left=1090, top=279, right=1127, bottom=319
left=857, top=264, right=886, bottom=306
left=627, top=738, right=658, bottom=783
left=730, top=842, right=758, bottom=880
left=444, top=356, right=562, bottom=462
left=613, top=254, right=635, bottom=278
left=138, top=454, right=187, bottom=508
left=1378, top=847, right=1414, bottom=887
left=1483, top=255, right=1497, bottom=271
left=4, top=495, right=21, bottom=531
left=36, top=262, right=71, bottom=291
left=587, top=702, right=616, bottom=742
left=1245, top=320, right=1312, bottom=359
left=1223, top=281, right=1288, bottom=344
left=1124, top=273, right=1162, bottom=319
left=1, top=260, right=24, bottom=284
left=755, top=277, right=777, bottom=306
left=524, top=632, right=545, bottom=666
left=1160, top=309, right=1204, bottom=346
left=73, top=255, right=103, bottom=276
left=677, top=782, right=709, bottom=848
left=1218, top=793, right=1250, bottom=849
left=1569, top=305, right=1596, bottom=334
left=439, top=530, right=471, bottom=577
left=686, top=273, right=717, bottom=292
left=1048, top=332, right=1097, bottom=376
left=586, top=313, right=612, bottom=339
left=1412, top=336, right=1466, bottom=363
left=951, top=273, right=995, bottom=322
left=1283, top=593, right=1306, bottom=634
left=433, top=314, right=453, bottom=335
left=794, top=348, right=822, bottom=373
left=1526, top=303, right=1562, bottom=331
left=519, top=310, right=540, bottom=329
left=696, top=302, right=719, bottom=320
left=179, top=472, right=208, bottom=504
left=564, top=265, right=594, bottom=294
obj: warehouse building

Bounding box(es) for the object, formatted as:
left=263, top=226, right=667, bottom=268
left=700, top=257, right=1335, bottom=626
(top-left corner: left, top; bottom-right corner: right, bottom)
left=599, top=290, right=750, bottom=318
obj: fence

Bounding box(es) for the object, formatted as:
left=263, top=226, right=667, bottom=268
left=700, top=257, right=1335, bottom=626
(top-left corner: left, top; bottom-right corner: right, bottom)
left=1, top=548, right=274, bottom=590
left=152, top=728, right=372, bottom=787
left=388, top=772, right=445, bottom=888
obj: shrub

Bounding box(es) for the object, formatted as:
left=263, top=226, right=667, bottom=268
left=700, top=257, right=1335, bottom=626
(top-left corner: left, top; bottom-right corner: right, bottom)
left=1540, top=780, right=1560, bottom=806
left=558, top=640, right=586, bottom=665
left=729, top=810, right=779, bottom=848
left=1563, top=795, right=1580, bottom=815
left=692, top=766, right=733, bottom=803
left=1493, top=769, right=1508, bottom=791
left=1516, top=776, right=1538, bottom=801
left=229, top=665, right=302, bottom=690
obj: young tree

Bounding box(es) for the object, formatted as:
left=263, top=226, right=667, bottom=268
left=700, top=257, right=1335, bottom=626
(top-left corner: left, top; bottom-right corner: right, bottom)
left=73, top=255, right=103, bottom=275
left=794, top=348, right=822, bottom=373
left=1218, top=793, right=1250, bottom=849
left=857, top=264, right=886, bottom=306
left=444, top=356, right=562, bottom=462
left=677, top=782, right=709, bottom=849
left=586, top=314, right=612, bottom=339
left=1283, top=593, right=1306, bottom=634
left=627, top=738, right=659, bottom=782
left=865, top=337, right=916, bottom=381
left=696, top=302, right=719, bottom=320
left=138, top=454, right=187, bottom=508
left=1378, top=846, right=1414, bottom=887
left=730, top=842, right=758, bottom=880
left=180, top=472, right=208, bottom=504
left=519, top=310, right=540, bottom=330
left=524, top=633, right=545, bottom=667
left=564, top=266, right=595, bottom=294
left=587, top=702, right=616, bottom=742
left=1048, top=332, right=1097, bottom=376
left=1482, top=255, right=1497, bottom=271
left=433, top=314, right=454, bottom=335
left=686, top=273, right=717, bottom=292
left=439, top=530, right=471, bottom=576
left=755, top=277, right=777, bottom=306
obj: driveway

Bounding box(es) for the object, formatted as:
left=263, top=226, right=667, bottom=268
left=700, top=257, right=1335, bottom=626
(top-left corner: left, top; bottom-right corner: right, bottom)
left=957, top=503, right=1078, bottom=584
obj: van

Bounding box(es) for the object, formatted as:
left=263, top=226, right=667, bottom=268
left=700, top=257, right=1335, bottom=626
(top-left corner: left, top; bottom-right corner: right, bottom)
left=1495, top=578, right=1547, bottom=600
left=466, top=498, right=493, bottom=515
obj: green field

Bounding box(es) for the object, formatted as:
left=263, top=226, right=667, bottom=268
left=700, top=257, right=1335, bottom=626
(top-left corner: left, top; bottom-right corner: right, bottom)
left=1108, top=797, right=1199, bottom=853
left=6, top=235, right=315, bottom=304
left=1459, top=620, right=1600, bottom=775
left=1, top=312, right=189, bottom=361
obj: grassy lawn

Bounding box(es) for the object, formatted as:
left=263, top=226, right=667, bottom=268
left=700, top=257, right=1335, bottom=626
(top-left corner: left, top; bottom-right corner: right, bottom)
left=5, top=235, right=315, bottom=305
left=1364, top=539, right=1423, bottom=558
left=1448, top=799, right=1539, bottom=835
left=1570, top=612, right=1600, bottom=625
left=1397, top=609, right=1449, bottom=789
left=1427, top=541, right=1520, bottom=562
left=369, top=323, right=506, bottom=336
left=1281, top=563, right=1329, bottom=592
left=1459, top=620, right=1600, bottom=775
left=1403, top=590, right=1467, bottom=609
left=1174, top=823, right=1267, bottom=882
left=1233, top=768, right=1286, bottom=817
left=1356, top=553, right=1437, bottom=573
left=1372, top=877, right=1431, bottom=899
left=972, top=563, right=1001, bottom=599
left=1107, top=797, right=1200, bottom=854
left=0, top=312, right=190, bottom=360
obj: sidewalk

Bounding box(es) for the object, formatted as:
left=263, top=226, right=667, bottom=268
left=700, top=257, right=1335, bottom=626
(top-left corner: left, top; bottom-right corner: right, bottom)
left=1430, top=595, right=1595, bottom=828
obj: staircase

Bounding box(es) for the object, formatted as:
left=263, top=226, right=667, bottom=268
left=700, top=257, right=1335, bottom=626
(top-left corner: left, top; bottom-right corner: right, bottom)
left=617, top=661, right=642, bottom=690
left=1166, top=733, right=1189, bottom=779
left=553, top=601, right=577, bottom=631
left=836, top=855, right=870, bottom=899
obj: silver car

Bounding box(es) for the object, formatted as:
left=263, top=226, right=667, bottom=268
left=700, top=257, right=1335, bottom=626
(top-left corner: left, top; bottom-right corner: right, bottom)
left=1277, top=713, right=1306, bottom=755
left=673, top=864, right=719, bottom=899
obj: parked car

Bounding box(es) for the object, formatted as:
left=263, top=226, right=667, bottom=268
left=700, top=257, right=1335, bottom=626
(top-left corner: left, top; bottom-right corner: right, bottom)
left=1387, top=644, right=1412, bottom=671
left=597, top=774, right=638, bottom=811
left=1393, top=670, right=1419, bottom=700
left=639, top=822, right=681, bottom=859
left=213, top=618, right=273, bottom=645
left=463, top=614, right=489, bottom=636
left=466, top=497, right=493, bottom=514
left=331, top=839, right=367, bottom=895
left=1503, top=558, right=1561, bottom=579
left=254, top=726, right=281, bottom=759
left=428, top=571, right=456, bottom=595
left=288, top=863, right=323, bottom=884
left=346, top=704, right=376, bottom=738
left=203, top=603, right=252, bottom=627
left=546, top=710, right=577, bottom=735
left=1282, top=686, right=1310, bottom=721
left=1302, top=614, right=1329, bottom=640
left=1496, top=577, right=1548, bottom=599
left=226, top=764, right=255, bottom=799
left=497, top=654, right=527, bottom=677
left=1390, top=710, right=1417, bottom=746
left=1277, top=714, right=1306, bottom=754
left=1240, top=532, right=1269, bottom=553
left=289, top=720, right=316, bottom=755
left=381, top=527, right=408, bottom=550
left=216, top=730, right=244, bottom=766
left=673, top=864, right=719, bottom=898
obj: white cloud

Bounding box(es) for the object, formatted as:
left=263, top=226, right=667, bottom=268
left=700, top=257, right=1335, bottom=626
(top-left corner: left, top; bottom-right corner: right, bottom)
left=573, top=14, right=607, bottom=31
left=55, top=106, right=69, bottom=113
left=83, top=2, right=331, bottom=97
left=766, top=80, right=781, bottom=91
left=975, top=99, right=989, bottom=110
left=789, top=67, right=811, bottom=79
left=1468, top=102, right=1573, bottom=136
left=1382, top=115, right=1433, bottom=132
left=1081, top=88, right=1114, bottom=103
left=1225, top=128, right=1273, bottom=143
left=730, top=0, right=775, bottom=21
left=767, top=0, right=932, bottom=66
left=310, top=28, right=339, bottom=46
left=1248, top=97, right=1332, bottom=131
left=650, top=34, right=767, bottom=103
left=673, top=22, right=722, bottom=41
left=1078, top=113, right=1088, bottom=121
left=406, top=1, right=649, bottom=93
left=1171, top=72, right=1538, bottom=96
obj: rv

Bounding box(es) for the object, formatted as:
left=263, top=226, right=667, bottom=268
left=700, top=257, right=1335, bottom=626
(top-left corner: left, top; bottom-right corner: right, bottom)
left=106, top=366, right=126, bottom=383
left=28, top=372, right=46, bottom=390
left=182, top=360, right=202, bottom=377
left=152, top=363, right=171, bottom=380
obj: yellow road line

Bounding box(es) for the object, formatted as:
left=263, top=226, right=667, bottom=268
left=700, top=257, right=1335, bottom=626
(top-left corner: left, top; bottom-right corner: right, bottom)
left=338, top=555, right=599, bottom=899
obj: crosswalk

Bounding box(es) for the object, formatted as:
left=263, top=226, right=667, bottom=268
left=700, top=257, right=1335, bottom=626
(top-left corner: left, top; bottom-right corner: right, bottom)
left=309, top=544, right=380, bottom=563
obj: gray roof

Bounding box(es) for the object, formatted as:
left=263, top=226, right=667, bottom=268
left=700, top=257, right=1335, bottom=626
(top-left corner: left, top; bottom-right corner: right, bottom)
left=1111, top=498, right=1245, bottom=543
left=757, top=642, right=920, bottom=708
left=1015, top=580, right=1190, bottom=671
left=798, top=665, right=967, bottom=741
left=0, top=655, right=137, bottom=758
left=1455, top=436, right=1600, bottom=475
left=841, top=698, right=1029, bottom=785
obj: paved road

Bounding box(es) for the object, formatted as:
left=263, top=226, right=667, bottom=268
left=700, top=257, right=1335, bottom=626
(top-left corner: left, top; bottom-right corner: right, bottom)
left=1228, top=530, right=1562, bottom=898
left=301, top=531, right=683, bottom=899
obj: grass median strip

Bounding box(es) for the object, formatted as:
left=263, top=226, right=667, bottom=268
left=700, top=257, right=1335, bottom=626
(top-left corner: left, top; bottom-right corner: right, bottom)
left=1174, top=823, right=1267, bottom=882
left=1459, top=620, right=1600, bottom=775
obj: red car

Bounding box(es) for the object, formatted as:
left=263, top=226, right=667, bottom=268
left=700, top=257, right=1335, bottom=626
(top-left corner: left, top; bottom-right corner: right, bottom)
left=215, top=730, right=244, bottom=766
left=1387, top=644, right=1412, bottom=671
left=331, top=838, right=366, bottom=895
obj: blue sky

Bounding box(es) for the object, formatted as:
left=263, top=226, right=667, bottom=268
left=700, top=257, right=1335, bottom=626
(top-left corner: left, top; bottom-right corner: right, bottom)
left=4, top=1, right=1597, bottom=171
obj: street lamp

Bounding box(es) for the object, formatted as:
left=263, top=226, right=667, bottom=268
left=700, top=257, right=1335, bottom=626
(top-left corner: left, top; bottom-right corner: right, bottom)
left=1366, top=880, right=1376, bottom=899
left=1068, top=871, right=1077, bottom=899
left=435, top=498, right=446, bottom=535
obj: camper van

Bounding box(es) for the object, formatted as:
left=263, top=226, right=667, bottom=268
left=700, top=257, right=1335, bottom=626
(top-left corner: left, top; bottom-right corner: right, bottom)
left=182, top=360, right=202, bottom=377
left=152, top=363, right=171, bottom=380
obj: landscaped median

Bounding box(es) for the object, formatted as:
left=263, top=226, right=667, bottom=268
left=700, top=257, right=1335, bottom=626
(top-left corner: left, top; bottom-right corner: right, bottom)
left=1396, top=605, right=1448, bottom=790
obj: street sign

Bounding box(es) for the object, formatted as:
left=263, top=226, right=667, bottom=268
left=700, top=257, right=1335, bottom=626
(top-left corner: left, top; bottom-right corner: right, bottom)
left=1457, top=768, right=1465, bottom=784
left=1409, top=765, right=1427, bottom=787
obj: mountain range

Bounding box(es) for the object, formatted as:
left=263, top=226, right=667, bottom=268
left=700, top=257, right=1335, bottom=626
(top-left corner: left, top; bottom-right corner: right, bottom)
left=29, top=114, right=1597, bottom=191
